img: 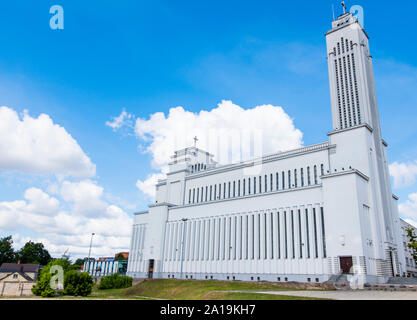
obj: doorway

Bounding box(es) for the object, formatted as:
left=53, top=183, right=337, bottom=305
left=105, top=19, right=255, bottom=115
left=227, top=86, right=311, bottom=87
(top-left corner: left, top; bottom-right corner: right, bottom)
left=339, top=256, right=353, bottom=274
left=148, top=259, right=154, bottom=279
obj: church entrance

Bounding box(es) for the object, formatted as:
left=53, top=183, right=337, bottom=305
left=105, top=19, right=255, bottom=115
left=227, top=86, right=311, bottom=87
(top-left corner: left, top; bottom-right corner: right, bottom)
left=339, top=256, right=353, bottom=274
left=147, top=259, right=154, bottom=279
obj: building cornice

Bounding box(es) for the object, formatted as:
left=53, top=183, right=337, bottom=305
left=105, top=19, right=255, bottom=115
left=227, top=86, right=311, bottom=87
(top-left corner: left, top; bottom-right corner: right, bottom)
left=327, top=123, right=373, bottom=136
left=320, top=169, right=369, bottom=182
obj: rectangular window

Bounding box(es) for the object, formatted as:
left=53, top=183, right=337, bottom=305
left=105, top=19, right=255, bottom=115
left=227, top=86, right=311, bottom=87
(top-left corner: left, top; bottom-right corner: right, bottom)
left=265, top=175, right=268, bottom=192
left=209, top=186, right=212, bottom=201
left=248, top=178, right=251, bottom=195
left=214, top=185, right=217, bottom=200
left=243, top=179, right=246, bottom=196
left=205, top=186, right=208, bottom=202
left=228, top=182, right=231, bottom=198
left=306, top=209, right=310, bottom=258
left=291, top=211, right=295, bottom=259
left=321, top=164, right=324, bottom=176
left=233, top=181, right=236, bottom=197
left=223, top=183, right=226, bottom=199
left=314, top=165, right=318, bottom=184
left=254, top=177, right=257, bottom=194
left=307, top=167, right=311, bottom=185
left=301, top=168, right=304, bottom=187
left=201, top=187, right=204, bottom=202
left=264, top=213, right=267, bottom=259
left=189, top=189, right=191, bottom=204
left=321, top=207, right=327, bottom=258
left=277, top=212, right=281, bottom=259
left=238, top=180, right=241, bottom=197
left=270, top=174, right=273, bottom=191
left=193, top=188, right=195, bottom=203
left=284, top=211, right=288, bottom=259
left=294, top=169, right=298, bottom=188
left=196, top=188, right=199, bottom=203
left=276, top=173, right=279, bottom=190
left=282, top=171, right=285, bottom=189
left=313, top=208, right=318, bottom=258
left=252, top=215, right=255, bottom=259
left=218, top=184, right=221, bottom=200
left=298, top=210, right=302, bottom=258
left=288, top=170, right=291, bottom=189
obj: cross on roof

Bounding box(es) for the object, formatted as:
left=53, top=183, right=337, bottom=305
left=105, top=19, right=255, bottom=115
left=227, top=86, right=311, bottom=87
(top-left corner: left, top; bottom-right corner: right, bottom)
left=193, top=136, right=198, bottom=148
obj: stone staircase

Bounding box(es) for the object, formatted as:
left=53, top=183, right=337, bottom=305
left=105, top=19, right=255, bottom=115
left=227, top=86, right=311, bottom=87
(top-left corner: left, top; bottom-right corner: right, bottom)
left=387, top=277, right=417, bottom=285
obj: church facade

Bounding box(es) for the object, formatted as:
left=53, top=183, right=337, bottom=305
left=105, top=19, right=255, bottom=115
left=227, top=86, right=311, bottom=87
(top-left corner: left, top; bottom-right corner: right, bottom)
left=127, top=12, right=406, bottom=284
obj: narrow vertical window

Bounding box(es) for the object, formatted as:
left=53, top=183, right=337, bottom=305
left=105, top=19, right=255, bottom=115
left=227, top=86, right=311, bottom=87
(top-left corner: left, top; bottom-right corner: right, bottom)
left=270, top=212, right=274, bottom=259
left=277, top=212, right=281, bottom=259
left=259, top=176, right=262, bottom=193
left=305, top=209, right=310, bottom=258
left=294, top=169, right=298, bottom=188
left=196, top=188, right=199, bottom=203
left=284, top=211, right=288, bottom=259
left=270, top=174, right=273, bottom=191
left=188, top=189, right=191, bottom=204
left=288, top=170, right=291, bottom=189
left=321, top=207, right=327, bottom=258
left=193, top=188, right=195, bottom=203
left=313, top=208, right=318, bottom=258
left=209, top=186, right=212, bottom=201
left=228, top=182, right=231, bottom=198
left=282, top=171, right=285, bottom=189
left=233, top=181, right=236, bottom=197
left=243, top=179, right=246, bottom=196
left=314, top=165, right=318, bottom=184
left=223, top=183, right=226, bottom=199
left=238, top=180, right=241, bottom=197
left=307, top=167, right=311, bottom=185
left=218, top=184, right=221, bottom=200
left=276, top=173, right=279, bottom=190
left=265, top=175, right=268, bottom=192
left=248, top=178, right=251, bottom=195
left=254, top=177, right=256, bottom=194
left=321, top=164, right=324, bottom=176
left=291, top=211, right=295, bottom=259
left=301, top=168, right=304, bottom=187
left=205, top=186, right=208, bottom=202
left=214, top=185, right=217, bottom=200
left=264, top=213, right=267, bottom=259
left=298, top=210, right=302, bottom=259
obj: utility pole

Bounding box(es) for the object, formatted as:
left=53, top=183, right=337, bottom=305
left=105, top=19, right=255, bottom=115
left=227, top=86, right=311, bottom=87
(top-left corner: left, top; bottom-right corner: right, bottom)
left=180, top=218, right=188, bottom=279
left=87, top=233, right=95, bottom=275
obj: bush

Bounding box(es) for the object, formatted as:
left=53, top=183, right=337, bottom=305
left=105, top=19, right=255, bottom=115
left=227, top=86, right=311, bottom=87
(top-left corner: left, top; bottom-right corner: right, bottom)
left=32, top=258, right=71, bottom=297
left=98, top=273, right=132, bottom=290
left=64, top=270, right=93, bottom=296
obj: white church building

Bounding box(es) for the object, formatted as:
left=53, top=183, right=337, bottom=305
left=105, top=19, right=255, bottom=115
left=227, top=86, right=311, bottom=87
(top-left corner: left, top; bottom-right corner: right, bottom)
left=127, top=11, right=407, bottom=284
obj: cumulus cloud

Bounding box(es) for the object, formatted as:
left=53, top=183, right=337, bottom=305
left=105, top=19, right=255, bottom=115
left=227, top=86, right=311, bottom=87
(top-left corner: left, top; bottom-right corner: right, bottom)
left=130, top=100, right=303, bottom=199
left=389, top=161, right=417, bottom=189
left=399, top=193, right=417, bottom=221
left=105, top=109, right=134, bottom=131
left=0, top=180, right=132, bottom=258
left=0, top=106, right=96, bottom=178
left=136, top=167, right=169, bottom=199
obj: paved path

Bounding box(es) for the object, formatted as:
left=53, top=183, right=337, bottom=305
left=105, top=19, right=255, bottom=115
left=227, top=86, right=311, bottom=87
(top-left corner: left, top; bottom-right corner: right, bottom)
left=253, top=290, right=417, bottom=300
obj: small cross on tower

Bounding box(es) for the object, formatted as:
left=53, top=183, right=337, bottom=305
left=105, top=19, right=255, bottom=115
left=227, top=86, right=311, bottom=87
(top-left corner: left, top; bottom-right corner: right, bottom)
left=193, top=136, right=198, bottom=148
left=341, top=1, right=347, bottom=14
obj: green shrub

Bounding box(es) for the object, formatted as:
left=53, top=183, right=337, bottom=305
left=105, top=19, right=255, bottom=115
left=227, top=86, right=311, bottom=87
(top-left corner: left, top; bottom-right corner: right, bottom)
left=98, top=273, right=132, bottom=290
left=64, top=270, right=93, bottom=296
left=32, top=258, right=70, bottom=297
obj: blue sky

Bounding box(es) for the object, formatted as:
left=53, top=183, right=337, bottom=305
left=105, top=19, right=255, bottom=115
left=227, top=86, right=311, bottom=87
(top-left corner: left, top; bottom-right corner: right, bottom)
left=0, top=1, right=417, bottom=258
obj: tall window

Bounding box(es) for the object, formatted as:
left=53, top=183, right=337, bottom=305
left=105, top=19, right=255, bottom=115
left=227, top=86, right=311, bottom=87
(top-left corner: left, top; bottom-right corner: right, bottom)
left=218, top=184, right=221, bottom=200
left=282, top=171, right=285, bottom=189
left=243, top=179, right=246, bottom=196
left=193, top=188, right=196, bottom=203
left=189, top=189, right=191, bottom=204
left=214, top=185, right=217, bottom=200
left=306, top=209, right=310, bottom=258
left=265, top=175, right=268, bottom=193
left=284, top=211, right=288, bottom=259
left=254, top=177, right=257, bottom=194
left=321, top=207, right=327, bottom=258
left=291, top=211, right=295, bottom=259
left=248, top=178, right=251, bottom=195
left=321, top=164, right=324, bottom=176
left=238, top=180, right=241, bottom=197
left=314, top=165, right=318, bottom=184
left=313, top=208, right=318, bottom=258
left=298, top=210, right=303, bottom=258
left=205, top=186, right=208, bottom=202
left=209, top=186, right=212, bottom=201
left=201, top=187, right=204, bottom=202
left=288, top=170, right=291, bottom=189
left=294, top=169, right=298, bottom=188
left=259, top=176, right=262, bottom=194
left=228, top=182, right=231, bottom=198
left=196, top=188, right=199, bottom=203
left=223, top=183, right=226, bottom=199
left=270, top=174, right=273, bottom=191
left=301, top=168, right=304, bottom=187
left=233, top=181, right=236, bottom=197
left=276, top=173, right=279, bottom=190
left=307, top=167, right=311, bottom=186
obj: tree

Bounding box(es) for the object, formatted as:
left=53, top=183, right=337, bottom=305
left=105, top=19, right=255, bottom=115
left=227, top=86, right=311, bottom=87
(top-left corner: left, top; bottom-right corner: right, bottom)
left=73, top=258, right=86, bottom=268
left=32, top=259, right=71, bottom=297
left=0, top=236, right=16, bottom=265
left=406, top=228, right=417, bottom=264
left=17, top=241, right=52, bottom=265
left=115, top=253, right=126, bottom=261
left=64, top=270, right=93, bottom=296
left=98, top=273, right=132, bottom=290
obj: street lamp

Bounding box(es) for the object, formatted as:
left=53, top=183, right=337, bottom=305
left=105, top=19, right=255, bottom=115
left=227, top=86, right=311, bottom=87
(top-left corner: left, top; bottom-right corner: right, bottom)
left=87, top=233, right=95, bottom=275
left=180, top=218, right=188, bottom=279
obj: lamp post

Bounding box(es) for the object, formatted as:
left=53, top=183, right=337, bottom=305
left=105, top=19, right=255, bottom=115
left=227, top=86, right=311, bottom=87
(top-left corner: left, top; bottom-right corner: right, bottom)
left=87, top=233, right=95, bottom=275
left=180, top=218, right=188, bottom=279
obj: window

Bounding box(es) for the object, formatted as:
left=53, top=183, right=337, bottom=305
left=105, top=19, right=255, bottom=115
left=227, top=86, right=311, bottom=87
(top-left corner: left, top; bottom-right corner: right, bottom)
left=189, top=189, right=191, bottom=204
left=259, top=176, right=262, bottom=193
left=282, top=171, right=285, bottom=189
left=243, top=179, right=246, bottom=196
left=210, top=186, right=212, bottom=201
left=276, top=173, right=279, bottom=190
left=321, top=207, right=327, bottom=258
left=196, top=188, right=199, bottom=203
left=288, top=170, right=291, bottom=189
left=248, top=178, right=251, bottom=195
left=238, top=180, right=241, bottom=197
left=307, top=167, right=311, bottom=185
left=321, top=164, right=324, bottom=176
left=223, top=183, right=226, bottom=199
left=214, top=184, right=217, bottom=200
left=233, top=181, right=236, bottom=197
left=254, top=177, right=257, bottom=194
left=201, top=187, right=204, bottom=202
left=313, top=208, right=318, bottom=258
left=228, top=182, right=231, bottom=198
left=284, top=211, right=288, bottom=259
left=270, top=174, right=273, bottom=191
left=193, top=189, right=196, bottom=203
left=265, top=175, right=268, bottom=192
left=314, top=165, right=318, bottom=184
left=13, top=274, right=18, bottom=279
left=205, top=186, right=208, bottom=202
left=301, top=168, right=304, bottom=187
left=218, top=184, right=221, bottom=200
left=294, top=169, right=298, bottom=188
left=306, top=209, right=310, bottom=258
left=291, top=211, right=295, bottom=259
left=298, top=210, right=303, bottom=258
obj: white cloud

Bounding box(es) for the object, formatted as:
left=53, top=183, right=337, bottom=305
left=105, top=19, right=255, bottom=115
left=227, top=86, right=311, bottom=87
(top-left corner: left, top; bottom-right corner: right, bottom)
left=136, top=167, right=169, bottom=200
left=0, top=180, right=133, bottom=259
left=133, top=100, right=303, bottom=199
left=399, top=193, right=417, bottom=222
left=60, top=180, right=107, bottom=217
left=0, top=106, right=96, bottom=178
left=105, top=109, right=133, bottom=131
left=389, top=161, right=417, bottom=189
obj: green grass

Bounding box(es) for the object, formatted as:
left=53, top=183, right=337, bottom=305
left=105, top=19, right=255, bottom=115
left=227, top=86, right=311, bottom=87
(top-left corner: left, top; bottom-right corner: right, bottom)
left=122, top=279, right=314, bottom=300
left=202, top=292, right=328, bottom=300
